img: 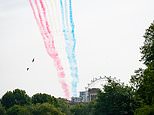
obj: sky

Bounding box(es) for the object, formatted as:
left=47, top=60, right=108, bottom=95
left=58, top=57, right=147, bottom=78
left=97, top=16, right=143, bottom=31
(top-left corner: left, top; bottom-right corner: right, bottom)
left=0, top=0, right=154, bottom=99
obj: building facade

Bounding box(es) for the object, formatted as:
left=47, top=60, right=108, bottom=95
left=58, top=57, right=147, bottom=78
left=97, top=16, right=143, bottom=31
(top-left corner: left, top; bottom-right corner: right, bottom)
left=71, top=88, right=100, bottom=103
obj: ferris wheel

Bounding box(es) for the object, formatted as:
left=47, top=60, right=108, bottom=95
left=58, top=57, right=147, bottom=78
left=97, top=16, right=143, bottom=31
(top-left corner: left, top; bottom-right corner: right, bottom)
left=80, top=76, right=108, bottom=102
left=85, top=76, right=108, bottom=91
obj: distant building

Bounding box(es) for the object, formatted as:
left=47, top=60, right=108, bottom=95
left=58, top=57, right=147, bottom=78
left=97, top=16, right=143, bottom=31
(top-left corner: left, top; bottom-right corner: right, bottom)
left=71, top=76, right=106, bottom=103
left=71, top=97, right=82, bottom=103
left=71, top=88, right=100, bottom=103
left=79, top=91, right=86, bottom=102
left=88, top=88, right=100, bottom=102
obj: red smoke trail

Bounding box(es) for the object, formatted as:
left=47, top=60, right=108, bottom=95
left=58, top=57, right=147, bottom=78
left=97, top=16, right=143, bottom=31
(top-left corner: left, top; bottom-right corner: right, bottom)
left=29, top=0, right=46, bottom=40
left=38, top=0, right=65, bottom=78
left=60, top=80, right=70, bottom=98
left=29, top=0, right=70, bottom=99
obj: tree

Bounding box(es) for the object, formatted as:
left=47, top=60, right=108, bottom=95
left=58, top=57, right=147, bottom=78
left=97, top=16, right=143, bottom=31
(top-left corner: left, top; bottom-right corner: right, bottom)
left=56, top=98, right=71, bottom=115
left=1, top=91, right=15, bottom=108
left=0, top=103, right=6, bottom=115
left=130, top=21, right=154, bottom=105
left=32, top=103, right=64, bottom=115
left=6, top=105, right=32, bottom=115
left=140, top=21, right=154, bottom=65
left=1, top=89, right=31, bottom=109
left=130, top=68, right=144, bottom=90
left=139, top=21, right=154, bottom=105
left=134, top=104, right=154, bottom=115
left=130, top=21, right=154, bottom=114
left=32, top=93, right=54, bottom=104
left=95, top=77, right=137, bottom=115
left=13, top=89, right=31, bottom=105
left=70, top=103, right=87, bottom=115
left=70, top=101, right=95, bottom=115
left=135, top=67, right=154, bottom=105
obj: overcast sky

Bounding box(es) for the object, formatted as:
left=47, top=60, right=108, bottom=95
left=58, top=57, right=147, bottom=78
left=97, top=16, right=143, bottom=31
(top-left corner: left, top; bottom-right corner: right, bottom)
left=0, top=0, right=154, bottom=98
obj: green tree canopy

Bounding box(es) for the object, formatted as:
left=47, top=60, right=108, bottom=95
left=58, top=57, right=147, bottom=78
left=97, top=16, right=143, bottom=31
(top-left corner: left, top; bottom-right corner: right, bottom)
left=0, top=103, right=6, bottom=115
left=95, top=77, right=137, bottom=115
left=70, top=103, right=87, bottom=115
left=140, top=21, right=154, bottom=65
left=56, top=98, right=71, bottom=115
left=32, top=93, right=53, bottom=104
left=32, top=103, right=64, bottom=115
left=13, top=89, right=31, bottom=105
left=130, top=21, right=154, bottom=114
left=134, top=104, right=154, bottom=115
left=131, top=21, right=154, bottom=105
left=6, top=105, right=32, bottom=115
left=1, top=89, right=30, bottom=109
left=1, top=91, right=15, bottom=109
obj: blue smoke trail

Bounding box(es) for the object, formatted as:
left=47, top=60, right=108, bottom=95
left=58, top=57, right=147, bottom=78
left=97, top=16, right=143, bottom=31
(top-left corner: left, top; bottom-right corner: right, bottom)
left=69, top=0, right=76, bottom=51
left=59, top=0, right=78, bottom=97
left=68, top=0, right=78, bottom=97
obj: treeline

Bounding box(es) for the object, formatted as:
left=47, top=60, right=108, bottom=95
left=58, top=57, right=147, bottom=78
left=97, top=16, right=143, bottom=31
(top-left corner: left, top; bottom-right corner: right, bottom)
left=0, top=89, right=72, bottom=115
left=0, top=21, right=154, bottom=115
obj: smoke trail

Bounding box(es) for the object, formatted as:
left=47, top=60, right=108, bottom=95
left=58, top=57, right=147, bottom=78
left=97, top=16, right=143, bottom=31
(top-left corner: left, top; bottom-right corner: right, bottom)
left=69, top=0, right=75, bottom=50
left=29, top=0, right=45, bottom=39
left=60, top=0, right=78, bottom=96
left=39, top=0, right=70, bottom=98
left=29, top=0, right=70, bottom=99
left=48, top=0, right=62, bottom=39
left=68, top=0, right=78, bottom=97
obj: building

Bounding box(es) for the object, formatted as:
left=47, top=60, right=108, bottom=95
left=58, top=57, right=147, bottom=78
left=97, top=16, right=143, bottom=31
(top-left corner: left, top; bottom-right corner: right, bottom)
left=88, top=88, right=100, bottom=102
left=71, top=88, right=100, bottom=103
left=71, top=97, right=82, bottom=103
left=79, top=91, right=87, bottom=102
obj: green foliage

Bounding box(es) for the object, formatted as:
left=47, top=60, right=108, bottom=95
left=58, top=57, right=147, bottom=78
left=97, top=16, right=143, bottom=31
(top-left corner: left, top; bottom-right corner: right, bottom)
left=140, top=21, right=154, bottom=65
left=1, top=91, right=15, bottom=108
left=32, top=103, right=64, bottom=115
left=1, top=89, right=31, bottom=109
left=0, top=104, right=6, bottom=115
left=0, top=90, right=70, bottom=115
left=85, top=101, right=96, bottom=115
left=138, top=67, right=154, bottom=105
left=70, top=103, right=87, bottom=115
left=134, top=104, right=154, bottom=115
left=32, top=93, right=53, bottom=104
left=6, top=103, right=65, bottom=115
left=130, top=21, right=154, bottom=114
left=95, top=77, right=137, bottom=115
left=130, top=68, right=144, bottom=90
left=130, top=64, right=154, bottom=112
left=56, top=98, right=71, bottom=115
left=13, top=89, right=31, bottom=105
left=70, top=101, right=95, bottom=115
left=131, top=21, right=154, bottom=104
left=6, top=105, right=32, bottom=115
